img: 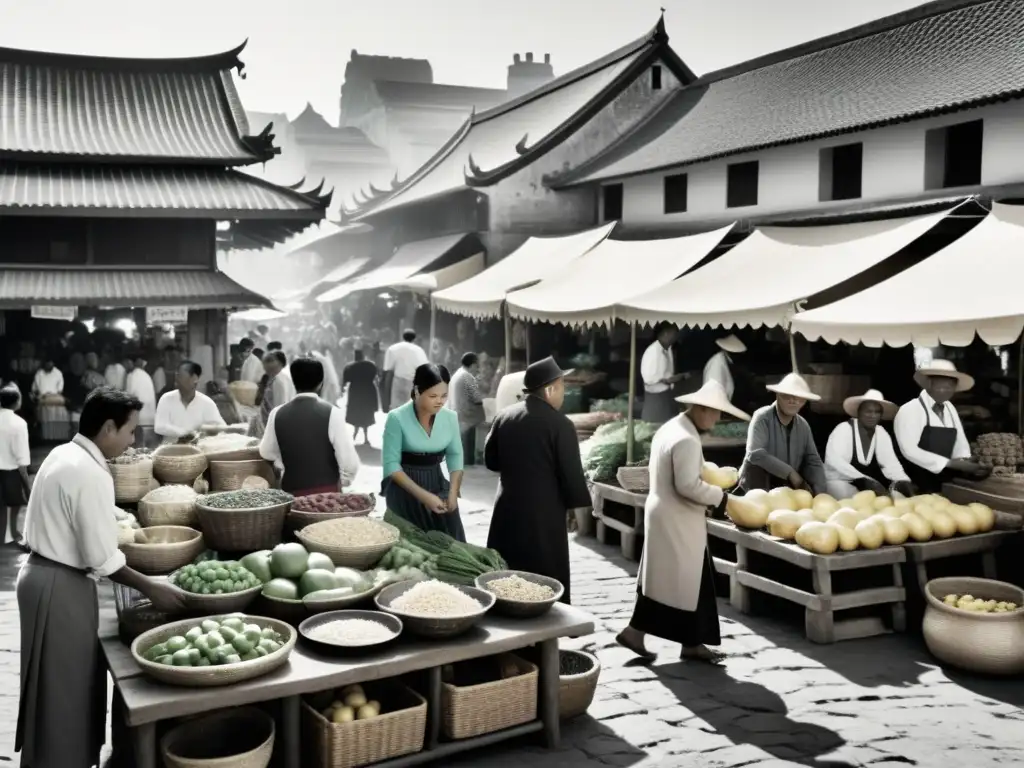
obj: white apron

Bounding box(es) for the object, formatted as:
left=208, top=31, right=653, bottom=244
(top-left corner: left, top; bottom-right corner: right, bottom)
left=639, top=414, right=724, bottom=611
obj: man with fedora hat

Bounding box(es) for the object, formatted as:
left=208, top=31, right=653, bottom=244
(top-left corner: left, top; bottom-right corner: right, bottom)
left=738, top=373, right=827, bottom=495
left=894, top=360, right=989, bottom=493
left=703, top=334, right=746, bottom=401
left=484, top=356, right=591, bottom=604
left=824, top=389, right=914, bottom=500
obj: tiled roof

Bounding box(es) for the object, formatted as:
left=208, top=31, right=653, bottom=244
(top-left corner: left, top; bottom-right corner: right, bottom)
left=0, top=269, right=271, bottom=309
left=0, top=163, right=331, bottom=217
left=555, top=0, right=1024, bottom=185
left=373, top=80, right=509, bottom=110
left=0, top=41, right=276, bottom=165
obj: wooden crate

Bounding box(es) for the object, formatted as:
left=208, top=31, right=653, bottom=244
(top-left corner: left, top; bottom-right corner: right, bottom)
left=590, top=482, right=645, bottom=561
left=707, top=520, right=906, bottom=644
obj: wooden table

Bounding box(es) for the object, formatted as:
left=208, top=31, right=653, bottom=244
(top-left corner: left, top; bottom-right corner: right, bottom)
left=590, top=483, right=645, bottom=560
left=902, top=530, right=1018, bottom=594
left=102, top=605, right=595, bottom=768
left=943, top=477, right=1024, bottom=517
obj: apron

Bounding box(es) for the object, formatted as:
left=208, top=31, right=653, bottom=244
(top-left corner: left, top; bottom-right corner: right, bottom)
left=848, top=420, right=889, bottom=487
left=903, top=397, right=959, bottom=494
left=641, top=389, right=677, bottom=424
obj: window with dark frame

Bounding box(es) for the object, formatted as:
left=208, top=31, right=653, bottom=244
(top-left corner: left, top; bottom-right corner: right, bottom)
left=926, top=119, right=984, bottom=190
left=726, top=161, right=759, bottom=208
left=651, top=65, right=663, bottom=91
left=663, top=173, right=688, bottom=214
left=819, top=143, right=863, bottom=201
left=602, top=183, right=624, bottom=222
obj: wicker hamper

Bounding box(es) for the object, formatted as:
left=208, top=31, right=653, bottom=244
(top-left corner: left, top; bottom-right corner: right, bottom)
left=442, top=654, right=538, bottom=740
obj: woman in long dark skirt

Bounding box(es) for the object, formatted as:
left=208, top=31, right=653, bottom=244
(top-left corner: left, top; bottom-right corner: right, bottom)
left=342, top=349, right=379, bottom=444
left=380, top=363, right=466, bottom=541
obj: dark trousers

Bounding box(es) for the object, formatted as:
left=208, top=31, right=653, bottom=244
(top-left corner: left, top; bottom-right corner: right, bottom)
left=460, top=425, right=476, bottom=467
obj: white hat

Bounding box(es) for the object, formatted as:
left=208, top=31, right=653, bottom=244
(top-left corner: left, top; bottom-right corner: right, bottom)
left=913, top=359, right=974, bottom=393
left=766, top=372, right=822, bottom=402
left=843, top=389, right=897, bottom=420
left=716, top=335, right=746, bottom=354
left=675, top=380, right=751, bottom=421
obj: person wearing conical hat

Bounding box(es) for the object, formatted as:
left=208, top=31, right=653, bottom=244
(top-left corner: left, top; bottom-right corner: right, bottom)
left=738, top=373, right=827, bottom=495
left=617, top=381, right=750, bottom=663
left=893, top=360, right=989, bottom=493
left=824, top=389, right=914, bottom=500
left=702, top=334, right=746, bottom=401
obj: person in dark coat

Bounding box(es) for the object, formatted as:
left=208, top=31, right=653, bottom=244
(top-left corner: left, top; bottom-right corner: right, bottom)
left=484, top=357, right=591, bottom=604
left=342, top=349, right=379, bottom=444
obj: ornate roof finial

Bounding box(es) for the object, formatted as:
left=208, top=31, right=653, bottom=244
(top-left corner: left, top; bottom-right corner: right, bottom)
left=514, top=133, right=531, bottom=156
left=466, top=154, right=483, bottom=178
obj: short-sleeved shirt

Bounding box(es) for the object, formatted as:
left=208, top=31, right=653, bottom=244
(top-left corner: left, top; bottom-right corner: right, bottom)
left=381, top=400, right=463, bottom=477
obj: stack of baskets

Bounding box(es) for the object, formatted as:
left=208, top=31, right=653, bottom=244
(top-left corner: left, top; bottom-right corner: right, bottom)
left=152, top=445, right=208, bottom=485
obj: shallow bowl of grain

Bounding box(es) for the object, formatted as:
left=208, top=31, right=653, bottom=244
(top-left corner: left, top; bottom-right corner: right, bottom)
left=375, top=581, right=494, bottom=639
left=475, top=570, right=564, bottom=619
left=121, top=526, right=205, bottom=575
left=298, top=609, right=403, bottom=655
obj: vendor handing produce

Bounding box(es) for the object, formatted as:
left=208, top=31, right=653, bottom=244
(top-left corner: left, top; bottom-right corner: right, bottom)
left=824, top=389, right=914, bottom=499
left=893, top=360, right=989, bottom=493
left=738, top=373, right=827, bottom=496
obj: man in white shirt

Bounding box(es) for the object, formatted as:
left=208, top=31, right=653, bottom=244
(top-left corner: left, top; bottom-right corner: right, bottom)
left=17, top=387, right=184, bottom=768
left=640, top=323, right=685, bottom=424
left=126, top=355, right=158, bottom=449
left=260, top=356, right=360, bottom=495
left=154, top=360, right=226, bottom=443
left=264, top=350, right=296, bottom=409
left=0, top=386, right=30, bottom=543
left=894, top=360, right=988, bottom=494
left=703, top=334, right=746, bottom=401
left=104, top=354, right=127, bottom=391
left=383, top=329, right=428, bottom=411
left=238, top=337, right=264, bottom=384
left=31, top=360, right=63, bottom=399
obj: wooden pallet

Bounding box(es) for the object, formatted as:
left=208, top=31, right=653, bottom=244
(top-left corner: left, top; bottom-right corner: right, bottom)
left=902, top=530, right=1018, bottom=595
left=590, top=482, right=645, bottom=561
left=707, top=520, right=906, bottom=644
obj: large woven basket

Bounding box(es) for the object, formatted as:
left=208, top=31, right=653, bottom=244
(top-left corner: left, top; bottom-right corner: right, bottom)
left=162, top=706, right=274, bottom=768
left=295, top=520, right=399, bottom=569
left=137, top=489, right=199, bottom=527
left=442, top=654, right=538, bottom=740
left=210, top=459, right=273, bottom=492
left=559, top=650, right=601, bottom=720
left=287, top=492, right=376, bottom=530
left=131, top=615, right=296, bottom=687
left=475, top=570, right=564, bottom=618
left=109, top=460, right=154, bottom=504
left=153, top=445, right=208, bottom=484
left=302, top=682, right=427, bottom=768
left=922, top=576, right=1024, bottom=675
left=195, top=496, right=290, bottom=552
left=616, top=465, right=650, bottom=494
left=120, top=526, right=205, bottom=575
left=229, top=381, right=259, bottom=407
left=375, top=581, right=494, bottom=639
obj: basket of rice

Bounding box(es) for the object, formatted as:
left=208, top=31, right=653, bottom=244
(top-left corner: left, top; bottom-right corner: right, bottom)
left=138, top=484, right=200, bottom=527
left=287, top=492, right=376, bottom=529
left=195, top=489, right=292, bottom=552
left=375, top=580, right=494, bottom=639
left=196, top=433, right=261, bottom=463
left=475, top=570, right=564, bottom=618
left=152, top=444, right=208, bottom=484
left=228, top=381, right=259, bottom=407
left=296, top=517, right=399, bottom=569
left=120, top=526, right=205, bottom=575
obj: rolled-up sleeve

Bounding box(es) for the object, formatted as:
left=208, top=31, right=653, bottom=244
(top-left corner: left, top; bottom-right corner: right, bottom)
left=72, top=473, right=126, bottom=577
left=745, top=409, right=794, bottom=479
left=444, top=411, right=464, bottom=472
left=381, top=411, right=404, bottom=477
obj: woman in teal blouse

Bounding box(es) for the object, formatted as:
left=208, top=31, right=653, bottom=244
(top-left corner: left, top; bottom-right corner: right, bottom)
left=381, top=363, right=466, bottom=541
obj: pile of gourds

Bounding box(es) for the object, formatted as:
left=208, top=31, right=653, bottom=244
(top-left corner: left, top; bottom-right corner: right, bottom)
left=724, top=487, right=996, bottom=555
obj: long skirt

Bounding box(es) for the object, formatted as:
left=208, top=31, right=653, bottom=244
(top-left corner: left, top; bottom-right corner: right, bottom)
left=628, top=548, right=721, bottom=647
left=17, top=555, right=105, bottom=768
left=38, top=404, right=71, bottom=442
left=641, top=390, right=676, bottom=424
left=383, top=463, right=466, bottom=542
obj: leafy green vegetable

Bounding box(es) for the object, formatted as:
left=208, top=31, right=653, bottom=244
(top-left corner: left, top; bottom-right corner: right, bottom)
left=580, top=420, right=660, bottom=483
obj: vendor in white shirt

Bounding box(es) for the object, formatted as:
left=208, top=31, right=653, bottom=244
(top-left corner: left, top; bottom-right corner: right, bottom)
left=893, top=360, right=989, bottom=494
left=383, top=329, right=428, bottom=412
left=126, top=355, right=157, bottom=448
left=640, top=323, right=685, bottom=424
left=154, top=360, right=225, bottom=443
left=31, top=360, right=64, bottom=400
left=238, top=337, right=264, bottom=384
left=825, top=389, right=914, bottom=499
left=703, top=334, right=746, bottom=401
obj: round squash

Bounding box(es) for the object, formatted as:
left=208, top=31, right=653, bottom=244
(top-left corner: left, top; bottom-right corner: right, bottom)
left=892, top=497, right=914, bottom=510
left=854, top=519, right=885, bottom=549
left=837, top=498, right=856, bottom=509
left=879, top=516, right=910, bottom=546
left=791, top=489, right=814, bottom=510
left=835, top=525, right=860, bottom=551
left=876, top=506, right=904, bottom=519
left=744, top=489, right=771, bottom=509
left=701, top=464, right=740, bottom=489
left=929, top=509, right=957, bottom=538
left=767, top=487, right=796, bottom=512
left=725, top=495, right=770, bottom=529
left=873, top=496, right=894, bottom=510
left=811, top=496, right=840, bottom=519
left=828, top=508, right=861, bottom=529
left=900, top=512, right=933, bottom=542
left=852, top=489, right=877, bottom=507
left=967, top=502, right=996, bottom=533
left=914, top=503, right=937, bottom=519
left=813, top=492, right=837, bottom=504
left=767, top=510, right=804, bottom=540
left=948, top=505, right=978, bottom=535
left=795, top=521, right=840, bottom=555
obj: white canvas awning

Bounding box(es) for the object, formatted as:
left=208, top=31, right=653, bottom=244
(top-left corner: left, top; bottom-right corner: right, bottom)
left=230, top=307, right=287, bottom=322
left=615, top=210, right=950, bottom=330
left=507, top=224, right=734, bottom=327
left=793, top=203, right=1024, bottom=347
left=391, top=253, right=486, bottom=294
left=318, top=257, right=370, bottom=286
left=317, top=233, right=469, bottom=303
left=432, top=222, right=615, bottom=319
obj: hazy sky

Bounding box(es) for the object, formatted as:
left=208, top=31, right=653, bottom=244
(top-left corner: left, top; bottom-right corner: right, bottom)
left=3, top=0, right=925, bottom=123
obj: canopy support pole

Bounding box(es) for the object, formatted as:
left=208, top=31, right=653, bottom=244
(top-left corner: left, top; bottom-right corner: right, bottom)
left=503, top=303, right=513, bottom=373
left=626, top=321, right=637, bottom=465
left=428, top=300, right=437, bottom=363
left=1018, top=334, right=1023, bottom=436
left=787, top=324, right=798, bottom=373
left=525, top=323, right=532, bottom=365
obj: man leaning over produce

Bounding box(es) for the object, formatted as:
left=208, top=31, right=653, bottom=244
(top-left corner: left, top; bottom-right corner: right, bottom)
left=738, top=373, right=827, bottom=496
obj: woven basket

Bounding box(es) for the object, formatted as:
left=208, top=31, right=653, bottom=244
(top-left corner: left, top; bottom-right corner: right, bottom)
left=442, top=654, right=538, bottom=740
left=201, top=446, right=262, bottom=463
left=131, top=615, right=296, bottom=687
left=296, top=520, right=399, bottom=569
left=559, top=650, right=601, bottom=720
left=475, top=570, right=564, bottom=619
left=153, top=445, right=208, bottom=484
left=616, top=465, right=650, bottom=494
left=229, top=381, right=259, bottom=407
left=211, top=459, right=272, bottom=492
left=166, top=572, right=263, bottom=614
left=110, top=460, right=154, bottom=504
left=923, top=576, right=1024, bottom=675
left=121, top=526, right=205, bottom=575
left=302, top=682, right=427, bottom=768
left=162, top=706, right=274, bottom=768
left=195, top=498, right=289, bottom=552
left=137, top=491, right=199, bottom=527
left=287, top=505, right=373, bottom=531
left=375, top=581, right=494, bottom=639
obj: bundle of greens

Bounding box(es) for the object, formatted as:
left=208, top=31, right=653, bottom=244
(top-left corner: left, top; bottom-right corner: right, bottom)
left=590, top=395, right=630, bottom=416
left=382, top=510, right=507, bottom=585
left=709, top=420, right=749, bottom=439
left=580, top=420, right=660, bottom=483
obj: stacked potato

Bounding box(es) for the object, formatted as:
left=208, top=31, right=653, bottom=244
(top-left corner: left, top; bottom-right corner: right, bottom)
left=974, top=432, right=1023, bottom=475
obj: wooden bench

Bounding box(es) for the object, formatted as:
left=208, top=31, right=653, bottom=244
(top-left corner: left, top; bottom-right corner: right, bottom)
left=590, top=482, right=645, bottom=561
left=707, top=520, right=907, bottom=644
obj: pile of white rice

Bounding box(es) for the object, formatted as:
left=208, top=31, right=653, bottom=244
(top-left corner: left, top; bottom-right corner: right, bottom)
left=306, top=618, right=395, bottom=645
left=196, top=434, right=259, bottom=455
left=142, top=484, right=198, bottom=503
left=390, top=580, right=483, bottom=617
left=487, top=574, right=555, bottom=602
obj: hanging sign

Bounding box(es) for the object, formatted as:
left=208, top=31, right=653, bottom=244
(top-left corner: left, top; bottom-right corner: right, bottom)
left=31, top=305, right=77, bottom=321
left=146, top=306, right=189, bottom=325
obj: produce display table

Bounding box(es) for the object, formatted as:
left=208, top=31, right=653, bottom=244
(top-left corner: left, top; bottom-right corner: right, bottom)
left=902, top=530, right=1018, bottom=595
left=942, top=477, right=1024, bottom=516
left=102, top=604, right=595, bottom=768
left=700, top=435, right=747, bottom=450
left=590, top=482, right=645, bottom=561
left=706, top=520, right=907, bottom=644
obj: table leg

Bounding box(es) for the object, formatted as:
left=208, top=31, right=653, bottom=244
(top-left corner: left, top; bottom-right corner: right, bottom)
left=426, top=666, right=442, bottom=749
left=281, top=695, right=301, bottom=768
left=982, top=551, right=998, bottom=579
left=131, top=722, right=157, bottom=768
left=538, top=638, right=560, bottom=749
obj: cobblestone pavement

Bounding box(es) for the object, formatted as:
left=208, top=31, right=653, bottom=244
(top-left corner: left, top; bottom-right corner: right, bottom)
left=1, top=443, right=1023, bottom=766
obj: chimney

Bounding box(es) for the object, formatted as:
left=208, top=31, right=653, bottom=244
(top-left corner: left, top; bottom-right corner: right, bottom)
left=514, top=53, right=521, bottom=64
left=507, top=51, right=556, bottom=99
left=544, top=53, right=550, bottom=64
left=526, top=52, right=534, bottom=62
